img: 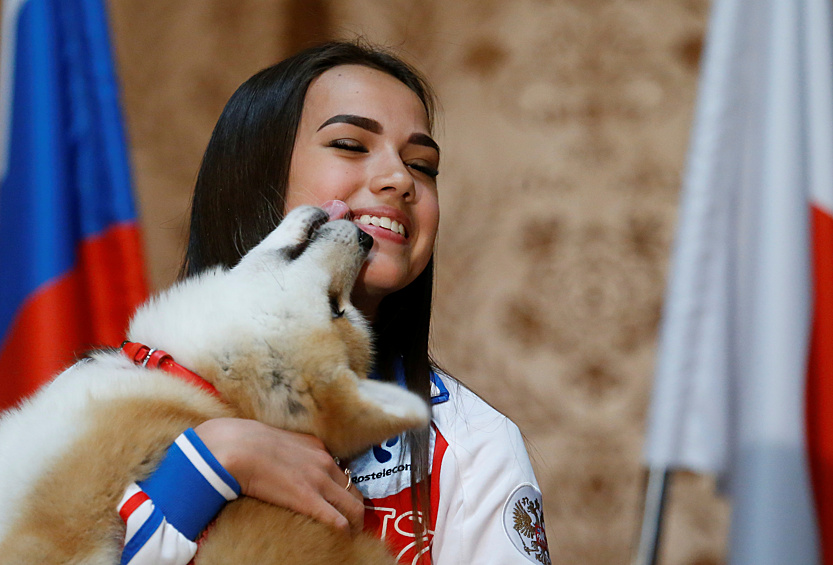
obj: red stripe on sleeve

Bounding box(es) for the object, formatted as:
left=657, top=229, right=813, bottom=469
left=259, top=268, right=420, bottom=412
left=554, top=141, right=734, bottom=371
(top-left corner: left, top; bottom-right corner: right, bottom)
left=430, top=424, right=449, bottom=527
left=119, top=490, right=150, bottom=523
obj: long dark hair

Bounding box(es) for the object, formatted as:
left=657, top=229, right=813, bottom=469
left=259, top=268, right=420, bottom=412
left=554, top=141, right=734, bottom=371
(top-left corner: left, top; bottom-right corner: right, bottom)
left=182, top=40, right=437, bottom=544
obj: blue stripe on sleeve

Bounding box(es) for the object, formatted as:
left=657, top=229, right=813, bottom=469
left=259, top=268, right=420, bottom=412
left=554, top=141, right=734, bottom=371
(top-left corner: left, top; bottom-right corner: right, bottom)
left=120, top=505, right=163, bottom=565
left=182, top=428, right=240, bottom=496
left=137, top=430, right=237, bottom=541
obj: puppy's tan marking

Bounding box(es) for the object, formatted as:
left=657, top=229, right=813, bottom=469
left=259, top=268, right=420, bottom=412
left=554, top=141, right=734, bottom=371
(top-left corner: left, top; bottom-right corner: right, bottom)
left=0, top=392, right=230, bottom=564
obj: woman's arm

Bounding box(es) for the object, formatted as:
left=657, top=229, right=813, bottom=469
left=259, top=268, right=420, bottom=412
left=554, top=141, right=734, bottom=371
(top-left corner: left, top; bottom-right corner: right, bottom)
left=431, top=418, right=549, bottom=565
left=430, top=378, right=551, bottom=565
left=118, top=418, right=364, bottom=565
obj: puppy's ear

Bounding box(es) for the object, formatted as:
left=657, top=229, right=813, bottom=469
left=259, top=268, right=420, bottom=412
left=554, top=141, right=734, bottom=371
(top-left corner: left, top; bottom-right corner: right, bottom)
left=310, top=369, right=431, bottom=458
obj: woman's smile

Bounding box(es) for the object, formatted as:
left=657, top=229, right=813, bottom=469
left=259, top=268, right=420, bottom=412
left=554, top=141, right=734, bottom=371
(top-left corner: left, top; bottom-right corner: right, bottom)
left=352, top=206, right=411, bottom=242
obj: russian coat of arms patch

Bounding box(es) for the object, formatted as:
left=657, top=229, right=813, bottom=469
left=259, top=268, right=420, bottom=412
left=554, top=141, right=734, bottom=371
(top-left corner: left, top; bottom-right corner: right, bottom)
left=503, top=483, right=552, bottom=565
left=502, top=483, right=551, bottom=565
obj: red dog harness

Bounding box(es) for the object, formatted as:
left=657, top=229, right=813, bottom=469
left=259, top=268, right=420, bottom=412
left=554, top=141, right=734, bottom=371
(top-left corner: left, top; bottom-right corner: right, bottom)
left=120, top=341, right=222, bottom=400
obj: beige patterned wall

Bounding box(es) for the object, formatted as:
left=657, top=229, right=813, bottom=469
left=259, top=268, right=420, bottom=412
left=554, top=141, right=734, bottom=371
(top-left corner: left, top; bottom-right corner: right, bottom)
left=109, top=1, right=728, bottom=563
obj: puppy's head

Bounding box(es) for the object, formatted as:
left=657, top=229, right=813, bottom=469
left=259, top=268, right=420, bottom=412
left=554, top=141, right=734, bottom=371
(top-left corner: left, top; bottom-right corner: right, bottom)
left=130, top=206, right=430, bottom=454
left=213, top=207, right=377, bottom=426
left=129, top=207, right=374, bottom=425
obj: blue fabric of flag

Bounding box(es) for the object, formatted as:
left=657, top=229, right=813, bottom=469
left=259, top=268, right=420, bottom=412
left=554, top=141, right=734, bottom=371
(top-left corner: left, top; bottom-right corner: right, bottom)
left=0, top=0, right=137, bottom=344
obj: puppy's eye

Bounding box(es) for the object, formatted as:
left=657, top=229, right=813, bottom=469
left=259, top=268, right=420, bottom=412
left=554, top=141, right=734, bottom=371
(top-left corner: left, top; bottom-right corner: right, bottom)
left=329, top=294, right=346, bottom=319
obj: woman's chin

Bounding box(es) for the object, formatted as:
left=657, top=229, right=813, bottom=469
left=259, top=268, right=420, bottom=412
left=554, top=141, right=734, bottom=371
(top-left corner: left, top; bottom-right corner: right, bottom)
left=351, top=271, right=412, bottom=319
left=357, top=260, right=413, bottom=295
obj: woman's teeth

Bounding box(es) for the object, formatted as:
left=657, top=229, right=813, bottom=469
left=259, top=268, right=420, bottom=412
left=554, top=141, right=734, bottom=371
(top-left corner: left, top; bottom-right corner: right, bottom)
left=357, top=215, right=407, bottom=237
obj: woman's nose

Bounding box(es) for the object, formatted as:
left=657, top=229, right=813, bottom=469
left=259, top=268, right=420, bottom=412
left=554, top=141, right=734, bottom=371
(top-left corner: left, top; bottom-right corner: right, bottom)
left=369, top=155, right=415, bottom=200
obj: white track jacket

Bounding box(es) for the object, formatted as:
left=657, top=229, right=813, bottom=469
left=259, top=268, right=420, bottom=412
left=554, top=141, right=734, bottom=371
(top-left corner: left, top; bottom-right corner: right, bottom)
left=119, top=373, right=550, bottom=565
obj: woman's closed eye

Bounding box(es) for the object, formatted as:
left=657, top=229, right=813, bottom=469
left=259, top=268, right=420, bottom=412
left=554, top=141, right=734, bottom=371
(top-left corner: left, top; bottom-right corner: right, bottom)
left=407, top=161, right=439, bottom=179
left=328, top=139, right=368, bottom=152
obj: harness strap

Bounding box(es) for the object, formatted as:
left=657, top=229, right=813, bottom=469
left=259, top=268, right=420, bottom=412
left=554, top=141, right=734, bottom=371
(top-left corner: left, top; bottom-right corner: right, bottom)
left=121, top=341, right=223, bottom=400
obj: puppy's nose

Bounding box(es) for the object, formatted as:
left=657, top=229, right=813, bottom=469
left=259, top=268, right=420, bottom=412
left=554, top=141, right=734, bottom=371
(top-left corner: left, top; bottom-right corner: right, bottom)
left=358, top=229, right=374, bottom=252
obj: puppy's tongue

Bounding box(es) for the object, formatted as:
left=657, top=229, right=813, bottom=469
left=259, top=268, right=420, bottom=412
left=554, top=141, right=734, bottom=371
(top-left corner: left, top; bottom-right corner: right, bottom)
left=321, top=200, right=351, bottom=221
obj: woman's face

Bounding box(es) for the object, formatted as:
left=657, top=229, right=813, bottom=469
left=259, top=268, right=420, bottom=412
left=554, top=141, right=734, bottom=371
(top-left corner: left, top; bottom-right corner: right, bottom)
left=285, top=64, right=440, bottom=314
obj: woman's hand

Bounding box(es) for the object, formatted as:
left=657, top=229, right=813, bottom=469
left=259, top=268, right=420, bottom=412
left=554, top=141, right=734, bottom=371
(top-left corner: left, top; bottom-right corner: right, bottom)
left=194, top=418, right=365, bottom=535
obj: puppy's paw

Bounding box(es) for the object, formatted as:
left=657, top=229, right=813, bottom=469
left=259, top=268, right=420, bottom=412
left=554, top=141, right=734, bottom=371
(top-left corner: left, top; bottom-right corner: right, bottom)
left=356, top=380, right=431, bottom=429
left=315, top=375, right=431, bottom=458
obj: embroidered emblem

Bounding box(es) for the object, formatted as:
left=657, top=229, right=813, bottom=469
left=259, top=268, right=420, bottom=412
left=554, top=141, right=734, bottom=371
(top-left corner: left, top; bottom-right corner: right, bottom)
left=503, top=483, right=551, bottom=565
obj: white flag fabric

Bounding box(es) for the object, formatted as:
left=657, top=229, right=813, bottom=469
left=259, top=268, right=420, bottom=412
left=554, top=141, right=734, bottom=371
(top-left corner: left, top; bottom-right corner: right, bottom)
left=644, top=0, right=833, bottom=562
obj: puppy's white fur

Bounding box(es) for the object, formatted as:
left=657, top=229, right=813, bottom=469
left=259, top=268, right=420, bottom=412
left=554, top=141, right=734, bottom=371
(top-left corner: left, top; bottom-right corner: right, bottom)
left=0, top=206, right=430, bottom=564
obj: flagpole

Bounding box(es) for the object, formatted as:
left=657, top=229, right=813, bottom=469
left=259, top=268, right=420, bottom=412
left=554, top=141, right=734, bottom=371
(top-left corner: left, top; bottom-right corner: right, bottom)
left=631, top=466, right=671, bottom=565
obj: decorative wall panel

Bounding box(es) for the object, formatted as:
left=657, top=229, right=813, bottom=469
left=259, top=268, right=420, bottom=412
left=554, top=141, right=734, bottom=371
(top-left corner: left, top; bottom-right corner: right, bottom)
left=109, top=1, right=727, bottom=563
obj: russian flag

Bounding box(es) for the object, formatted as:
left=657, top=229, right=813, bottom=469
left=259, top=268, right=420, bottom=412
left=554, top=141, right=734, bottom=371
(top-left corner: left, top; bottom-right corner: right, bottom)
left=643, top=0, right=833, bottom=562
left=0, top=0, right=148, bottom=411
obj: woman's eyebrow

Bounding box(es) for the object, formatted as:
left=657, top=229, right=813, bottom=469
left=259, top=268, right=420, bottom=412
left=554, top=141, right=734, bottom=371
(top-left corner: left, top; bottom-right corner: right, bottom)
left=317, top=114, right=382, bottom=133
left=409, top=133, right=440, bottom=154
left=317, top=114, right=439, bottom=154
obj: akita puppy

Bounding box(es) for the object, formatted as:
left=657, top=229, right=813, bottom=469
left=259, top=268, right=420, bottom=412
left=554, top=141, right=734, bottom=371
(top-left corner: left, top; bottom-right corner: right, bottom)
left=0, top=206, right=430, bottom=564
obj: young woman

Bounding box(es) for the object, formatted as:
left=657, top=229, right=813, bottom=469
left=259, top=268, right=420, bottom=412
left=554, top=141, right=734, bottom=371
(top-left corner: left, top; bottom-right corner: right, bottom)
left=120, top=41, right=549, bottom=565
